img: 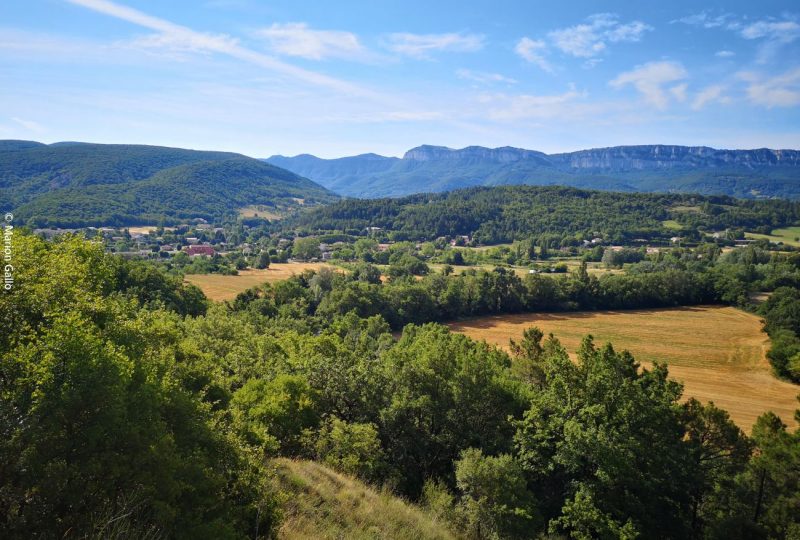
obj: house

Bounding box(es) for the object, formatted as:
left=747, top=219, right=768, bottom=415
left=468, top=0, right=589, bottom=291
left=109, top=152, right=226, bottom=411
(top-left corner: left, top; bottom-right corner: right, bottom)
left=160, top=244, right=175, bottom=252
left=321, top=252, right=333, bottom=261
left=186, top=245, right=215, bottom=257
left=185, top=237, right=200, bottom=245
left=377, top=243, right=392, bottom=252
left=646, top=247, right=660, bottom=254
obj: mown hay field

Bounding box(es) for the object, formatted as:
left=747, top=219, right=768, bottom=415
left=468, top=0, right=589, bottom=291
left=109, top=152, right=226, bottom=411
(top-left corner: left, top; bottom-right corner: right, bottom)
left=447, top=306, right=799, bottom=432
left=185, top=262, right=337, bottom=301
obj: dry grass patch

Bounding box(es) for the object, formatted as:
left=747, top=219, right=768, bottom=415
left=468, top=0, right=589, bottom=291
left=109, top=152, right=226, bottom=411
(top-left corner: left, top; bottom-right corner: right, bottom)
left=185, top=262, right=336, bottom=301
left=447, top=306, right=799, bottom=432
left=274, top=459, right=453, bottom=540
left=238, top=205, right=284, bottom=220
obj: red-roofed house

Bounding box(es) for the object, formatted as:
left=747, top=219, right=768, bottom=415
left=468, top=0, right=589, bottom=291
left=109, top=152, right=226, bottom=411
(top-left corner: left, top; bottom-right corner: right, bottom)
left=186, top=245, right=215, bottom=257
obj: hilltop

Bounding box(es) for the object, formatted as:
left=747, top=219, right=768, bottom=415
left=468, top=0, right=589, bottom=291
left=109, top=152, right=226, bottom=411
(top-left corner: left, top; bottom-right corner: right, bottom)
left=0, top=141, right=337, bottom=227
left=267, top=144, right=800, bottom=199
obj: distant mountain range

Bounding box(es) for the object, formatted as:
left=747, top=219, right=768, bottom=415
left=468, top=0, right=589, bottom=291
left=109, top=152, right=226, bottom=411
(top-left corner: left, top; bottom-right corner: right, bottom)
left=0, top=140, right=336, bottom=227
left=266, top=144, right=800, bottom=199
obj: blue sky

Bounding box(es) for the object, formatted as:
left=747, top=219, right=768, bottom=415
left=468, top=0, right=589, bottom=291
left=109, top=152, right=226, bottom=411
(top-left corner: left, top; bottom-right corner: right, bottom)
left=1, top=0, right=799, bottom=157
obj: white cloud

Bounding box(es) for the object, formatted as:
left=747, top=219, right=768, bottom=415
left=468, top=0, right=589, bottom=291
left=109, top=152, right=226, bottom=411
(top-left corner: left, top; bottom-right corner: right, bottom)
left=11, top=117, right=45, bottom=133
left=514, top=37, right=552, bottom=72
left=715, top=50, right=735, bottom=58
left=64, top=0, right=366, bottom=94
left=384, top=32, right=484, bottom=59
left=456, top=69, right=517, bottom=85
left=484, top=86, right=586, bottom=121
left=673, top=12, right=737, bottom=29
left=691, top=85, right=728, bottom=110
left=670, top=83, right=688, bottom=102
left=609, top=61, right=688, bottom=109
left=739, top=68, right=800, bottom=108
left=547, top=13, right=652, bottom=58
left=255, top=23, right=366, bottom=61
left=741, top=20, right=800, bottom=43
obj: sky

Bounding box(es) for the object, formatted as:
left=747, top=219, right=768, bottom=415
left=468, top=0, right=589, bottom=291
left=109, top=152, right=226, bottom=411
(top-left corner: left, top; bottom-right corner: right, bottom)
left=1, top=0, right=799, bottom=158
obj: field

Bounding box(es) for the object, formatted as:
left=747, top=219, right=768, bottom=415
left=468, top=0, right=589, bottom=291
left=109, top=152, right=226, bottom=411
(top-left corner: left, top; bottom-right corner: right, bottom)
left=185, top=262, right=336, bottom=301
left=274, top=459, right=453, bottom=540
left=238, top=205, right=285, bottom=220
left=745, top=226, right=800, bottom=247
left=447, top=306, right=799, bottom=432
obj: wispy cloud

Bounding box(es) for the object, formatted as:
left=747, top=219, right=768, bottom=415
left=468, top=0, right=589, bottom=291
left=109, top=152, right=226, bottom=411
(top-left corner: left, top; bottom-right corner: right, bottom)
left=456, top=69, right=517, bottom=85
left=547, top=13, right=652, bottom=58
left=692, top=85, right=728, bottom=110
left=670, top=83, right=688, bottom=102
left=64, top=0, right=366, bottom=94
left=11, top=117, right=46, bottom=133
left=740, top=20, right=800, bottom=43
left=384, top=32, right=484, bottom=59
left=715, top=50, right=735, bottom=58
left=740, top=19, right=800, bottom=63
left=483, top=85, right=587, bottom=121
left=255, top=23, right=368, bottom=61
left=739, top=68, right=800, bottom=108
left=673, top=11, right=738, bottom=29
left=609, top=61, right=688, bottom=109
left=514, top=37, right=552, bottom=72
left=675, top=11, right=799, bottom=64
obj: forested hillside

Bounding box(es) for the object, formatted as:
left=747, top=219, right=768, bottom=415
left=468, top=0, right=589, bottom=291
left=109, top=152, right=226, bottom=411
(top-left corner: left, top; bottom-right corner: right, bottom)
left=288, top=185, right=800, bottom=243
left=0, top=141, right=337, bottom=227
left=267, top=144, right=800, bottom=198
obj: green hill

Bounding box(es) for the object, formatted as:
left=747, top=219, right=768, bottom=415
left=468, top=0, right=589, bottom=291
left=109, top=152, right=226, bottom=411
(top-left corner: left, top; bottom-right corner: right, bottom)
left=274, top=459, right=454, bottom=540
left=288, top=184, right=800, bottom=244
left=0, top=141, right=337, bottom=227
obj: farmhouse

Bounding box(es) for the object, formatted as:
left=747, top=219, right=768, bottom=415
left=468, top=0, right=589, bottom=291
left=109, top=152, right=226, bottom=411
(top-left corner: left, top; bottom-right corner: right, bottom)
left=186, top=245, right=215, bottom=257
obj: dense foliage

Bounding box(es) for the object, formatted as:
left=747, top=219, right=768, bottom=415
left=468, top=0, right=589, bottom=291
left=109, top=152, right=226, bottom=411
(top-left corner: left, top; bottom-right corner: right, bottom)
left=3, top=234, right=799, bottom=539
left=0, top=141, right=336, bottom=227
left=287, top=185, right=800, bottom=244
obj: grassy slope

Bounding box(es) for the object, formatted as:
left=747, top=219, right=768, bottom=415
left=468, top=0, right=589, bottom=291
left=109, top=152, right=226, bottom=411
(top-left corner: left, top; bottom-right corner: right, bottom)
left=274, top=458, right=454, bottom=540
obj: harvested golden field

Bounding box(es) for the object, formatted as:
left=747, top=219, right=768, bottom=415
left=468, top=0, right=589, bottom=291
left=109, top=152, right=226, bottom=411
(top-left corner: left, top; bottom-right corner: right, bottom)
left=447, top=306, right=799, bottom=432
left=274, top=459, right=453, bottom=540
left=185, top=262, right=337, bottom=301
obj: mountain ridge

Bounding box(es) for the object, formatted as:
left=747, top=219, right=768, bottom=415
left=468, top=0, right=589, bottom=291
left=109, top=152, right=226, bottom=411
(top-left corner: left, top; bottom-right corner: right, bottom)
left=266, top=143, right=800, bottom=199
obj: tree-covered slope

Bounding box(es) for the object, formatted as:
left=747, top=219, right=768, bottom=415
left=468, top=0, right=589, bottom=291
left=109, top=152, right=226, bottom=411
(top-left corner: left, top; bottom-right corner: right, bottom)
left=0, top=141, right=337, bottom=227
left=267, top=144, right=800, bottom=199
left=287, top=185, right=800, bottom=243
